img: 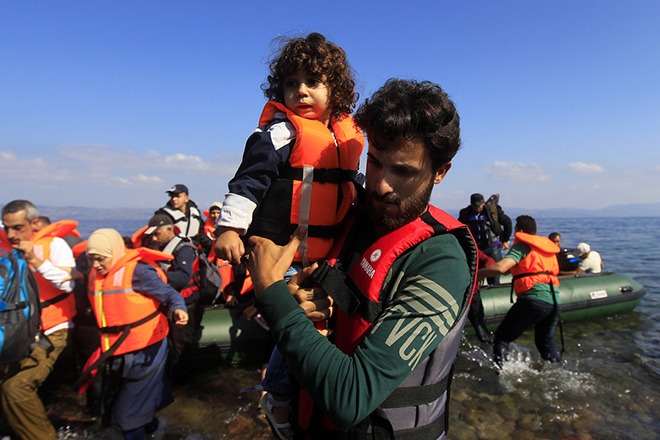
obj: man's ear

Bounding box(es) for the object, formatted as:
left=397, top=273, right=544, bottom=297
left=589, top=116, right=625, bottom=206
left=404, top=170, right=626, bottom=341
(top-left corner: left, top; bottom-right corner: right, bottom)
left=434, top=162, right=452, bottom=184
left=30, top=218, right=41, bottom=233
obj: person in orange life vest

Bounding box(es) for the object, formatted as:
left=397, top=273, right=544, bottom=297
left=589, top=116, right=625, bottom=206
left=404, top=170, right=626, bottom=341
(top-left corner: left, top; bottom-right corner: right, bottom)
left=214, top=32, right=364, bottom=267
left=214, top=33, right=364, bottom=438
left=479, top=215, right=562, bottom=366
left=246, top=79, right=476, bottom=439
left=203, top=202, right=222, bottom=261
left=0, top=200, right=77, bottom=440
left=144, top=214, right=201, bottom=381
left=204, top=202, right=222, bottom=241
left=86, top=228, right=187, bottom=440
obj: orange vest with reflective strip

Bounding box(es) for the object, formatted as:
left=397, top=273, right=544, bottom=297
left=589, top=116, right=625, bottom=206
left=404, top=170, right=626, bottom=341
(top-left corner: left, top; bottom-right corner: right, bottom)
left=511, top=232, right=560, bottom=295
left=88, top=249, right=172, bottom=356
left=32, top=221, right=79, bottom=330
left=254, top=101, right=365, bottom=263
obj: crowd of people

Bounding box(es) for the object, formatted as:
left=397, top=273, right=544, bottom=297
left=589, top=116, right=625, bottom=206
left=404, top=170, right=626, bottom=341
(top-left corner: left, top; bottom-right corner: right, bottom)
left=0, top=32, right=607, bottom=440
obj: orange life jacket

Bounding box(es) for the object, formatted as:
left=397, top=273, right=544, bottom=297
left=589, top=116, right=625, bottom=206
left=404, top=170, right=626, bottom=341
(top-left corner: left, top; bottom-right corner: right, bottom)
left=250, top=101, right=365, bottom=265
left=131, top=226, right=149, bottom=249
left=203, top=211, right=215, bottom=239
left=88, top=248, right=172, bottom=356
left=32, top=221, right=79, bottom=330
left=511, top=232, right=560, bottom=295
left=0, top=230, right=10, bottom=253
left=299, top=205, right=478, bottom=435
left=217, top=260, right=253, bottom=298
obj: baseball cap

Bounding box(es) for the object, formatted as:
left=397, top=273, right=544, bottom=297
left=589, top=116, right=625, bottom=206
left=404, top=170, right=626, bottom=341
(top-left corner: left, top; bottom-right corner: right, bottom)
left=166, top=184, right=189, bottom=195
left=144, top=214, right=173, bottom=235
left=576, top=242, right=590, bottom=256
left=470, top=193, right=485, bottom=207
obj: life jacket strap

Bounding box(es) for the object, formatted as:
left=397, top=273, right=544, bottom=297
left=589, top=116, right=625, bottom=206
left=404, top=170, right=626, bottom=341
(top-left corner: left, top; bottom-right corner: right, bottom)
left=510, top=271, right=554, bottom=303
left=380, top=373, right=450, bottom=408
left=279, top=165, right=358, bottom=184
left=74, top=308, right=163, bottom=391
left=99, top=308, right=162, bottom=334
left=311, top=261, right=381, bottom=323
left=40, top=292, right=70, bottom=308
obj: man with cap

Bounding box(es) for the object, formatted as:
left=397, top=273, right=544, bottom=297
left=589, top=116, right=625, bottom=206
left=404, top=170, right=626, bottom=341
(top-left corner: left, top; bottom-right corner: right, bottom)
left=561, top=242, right=603, bottom=275
left=155, top=184, right=205, bottom=248
left=144, top=214, right=203, bottom=381
left=458, top=192, right=512, bottom=263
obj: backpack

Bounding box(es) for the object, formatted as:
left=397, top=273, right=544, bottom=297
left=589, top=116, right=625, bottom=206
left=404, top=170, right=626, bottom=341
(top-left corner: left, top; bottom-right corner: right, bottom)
left=173, top=240, right=223, bottom=306
left=0, top=250, right=41, bottom=364
left=197, top=252, right=223, bottom=306
left=487, top=203, right=499, bottom=223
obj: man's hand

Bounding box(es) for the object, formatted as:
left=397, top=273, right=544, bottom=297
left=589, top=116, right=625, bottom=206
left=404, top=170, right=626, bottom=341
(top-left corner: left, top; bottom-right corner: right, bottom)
left=288, top=263, right=334, bottom=321
left=502, top=241, right=510, bottom=250
left=247, top=226, right=307, bottom=295
left=214, top=227, right=245, bottom=265
left=173, top=309, right=189, bottom=326
left=16, top=240, right=43, bottom=268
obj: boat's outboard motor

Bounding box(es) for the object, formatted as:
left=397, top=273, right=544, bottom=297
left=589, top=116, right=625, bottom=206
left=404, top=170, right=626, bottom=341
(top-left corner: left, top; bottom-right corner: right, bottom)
left=557, top=248, right=582, bottom=272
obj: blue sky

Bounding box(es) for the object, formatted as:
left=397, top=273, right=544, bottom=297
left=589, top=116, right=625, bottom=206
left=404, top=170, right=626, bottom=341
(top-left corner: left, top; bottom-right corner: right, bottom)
left=2, top=1, right=659, bottom=212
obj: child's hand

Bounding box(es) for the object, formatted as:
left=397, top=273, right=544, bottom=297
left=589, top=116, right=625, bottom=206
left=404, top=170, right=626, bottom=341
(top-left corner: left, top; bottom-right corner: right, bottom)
left=214, top=227, right=245, bottom=265
left=173, top=309, right=189, bottom=326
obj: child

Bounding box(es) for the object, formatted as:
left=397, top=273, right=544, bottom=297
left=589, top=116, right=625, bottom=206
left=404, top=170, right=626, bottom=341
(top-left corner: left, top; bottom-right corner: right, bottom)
left=214, top=32, right=364, bottom=439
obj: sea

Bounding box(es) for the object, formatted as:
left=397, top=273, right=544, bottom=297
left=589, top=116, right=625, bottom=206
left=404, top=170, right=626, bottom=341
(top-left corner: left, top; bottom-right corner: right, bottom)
left=19, top=217, right=660, bottom=439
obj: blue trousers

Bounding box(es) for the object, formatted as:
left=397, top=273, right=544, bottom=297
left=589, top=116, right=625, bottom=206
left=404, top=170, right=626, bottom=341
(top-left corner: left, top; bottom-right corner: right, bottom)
left=262, top=264, right=302, bottom=398
left=493, top=298, right=561, bottom=364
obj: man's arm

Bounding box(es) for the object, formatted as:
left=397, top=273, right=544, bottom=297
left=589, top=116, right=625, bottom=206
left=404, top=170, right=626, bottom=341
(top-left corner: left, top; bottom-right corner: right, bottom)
left=23, top=237, right=75, bottom=292
left=133, top=263, right=188, bottom=325
left=166, top=245, right=196, bottom=290
left=250, top=231, right=470, bottom=430
left=219, top=121, right=295, bottom=234
left=478, top=256, right=517, bottom=281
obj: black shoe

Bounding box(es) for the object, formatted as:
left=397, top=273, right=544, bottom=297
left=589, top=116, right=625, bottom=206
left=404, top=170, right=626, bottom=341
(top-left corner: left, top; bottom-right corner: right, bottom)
left=475, top=324, right=492, bottom=344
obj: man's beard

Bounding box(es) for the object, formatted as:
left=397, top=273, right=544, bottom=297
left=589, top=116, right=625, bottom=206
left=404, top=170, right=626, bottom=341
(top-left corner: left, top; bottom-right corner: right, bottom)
left=367, top=177, right=435, bottom=236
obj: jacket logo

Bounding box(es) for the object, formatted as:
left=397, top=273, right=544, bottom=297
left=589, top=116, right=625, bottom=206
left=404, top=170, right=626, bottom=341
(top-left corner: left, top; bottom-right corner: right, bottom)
left=370, top=249, right=381, bottom=262
left=359, top=257, right=375, bottom=279
left=385, top=307, right=438, bottom=370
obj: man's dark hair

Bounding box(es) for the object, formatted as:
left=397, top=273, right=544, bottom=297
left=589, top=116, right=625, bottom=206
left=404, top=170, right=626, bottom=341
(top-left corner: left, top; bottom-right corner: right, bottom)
left=516, top=215, right=537, bottom=235
left=548, top=232, right=560, bottom=241
left=354, top=79, right=461, bottom=172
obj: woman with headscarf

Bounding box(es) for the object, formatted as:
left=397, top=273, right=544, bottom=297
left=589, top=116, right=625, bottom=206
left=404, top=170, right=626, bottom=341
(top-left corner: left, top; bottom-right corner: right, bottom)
left=85, top=228, right=188, bottom=440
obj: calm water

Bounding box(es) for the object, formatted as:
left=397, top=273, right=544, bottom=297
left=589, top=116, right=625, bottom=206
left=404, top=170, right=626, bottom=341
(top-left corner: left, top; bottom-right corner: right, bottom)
left=26, top=217, right=660, bottom=439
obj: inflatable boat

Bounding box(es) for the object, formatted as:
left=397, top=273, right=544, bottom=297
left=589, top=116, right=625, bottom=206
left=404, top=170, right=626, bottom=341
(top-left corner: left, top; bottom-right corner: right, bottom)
left=197, top=271, right=646, bottom=353
left=472, top=271, right=646, bottom=331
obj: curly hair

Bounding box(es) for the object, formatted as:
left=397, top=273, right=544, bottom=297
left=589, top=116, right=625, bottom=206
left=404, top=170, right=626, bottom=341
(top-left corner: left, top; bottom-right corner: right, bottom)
left=354, top=79, right=461, bottom=171
left=261, top=32, right=358, bottom=119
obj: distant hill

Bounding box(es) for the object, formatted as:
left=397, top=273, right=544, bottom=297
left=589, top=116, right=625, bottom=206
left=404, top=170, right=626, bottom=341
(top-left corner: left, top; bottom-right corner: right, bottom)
left=38, top=206, right=155, bottom=221
left=37, top=202, right=660, bottom=224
